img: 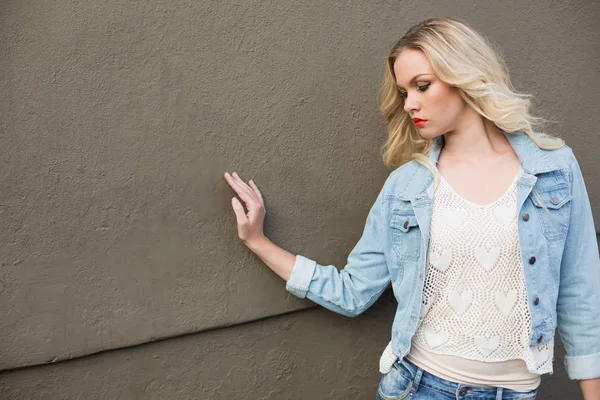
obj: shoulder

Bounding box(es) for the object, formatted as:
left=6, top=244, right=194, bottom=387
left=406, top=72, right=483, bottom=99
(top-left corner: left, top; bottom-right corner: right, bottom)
left=541, top=143, right=576, bottom=170
left=537, top=144, right=583, bottom=184
left=381, top=160, right=432, bottom=201
left=389, top=159, right=422, bottom=181
left=535, top=143, right=590, bottom=198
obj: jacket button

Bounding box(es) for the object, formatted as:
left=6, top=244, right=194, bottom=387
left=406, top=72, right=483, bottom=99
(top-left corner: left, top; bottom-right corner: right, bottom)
left=533, top=297, right=540, bottom=305
left=522, top=213, right=530, bottom=221
left=459, top=387, right=468, bottom=396
left=550, top=195, right=560, bottom=205
left=529, top=256, right=536, bottom=265
left=403, top=220, right=409, bottom=229
left=537, top=335, right=543, bottom=343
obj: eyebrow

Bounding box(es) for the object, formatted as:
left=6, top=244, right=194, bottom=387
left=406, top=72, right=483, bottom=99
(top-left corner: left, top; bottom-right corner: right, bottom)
left=396, top=74, right=432, bottom=89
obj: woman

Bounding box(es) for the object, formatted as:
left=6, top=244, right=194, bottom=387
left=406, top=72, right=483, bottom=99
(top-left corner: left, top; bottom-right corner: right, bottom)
left=224, top=17, right=600, bottom=399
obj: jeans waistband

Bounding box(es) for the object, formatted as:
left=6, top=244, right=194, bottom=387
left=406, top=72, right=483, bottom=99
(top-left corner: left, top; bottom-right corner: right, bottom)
left=399, top=357, right=537, bottom=399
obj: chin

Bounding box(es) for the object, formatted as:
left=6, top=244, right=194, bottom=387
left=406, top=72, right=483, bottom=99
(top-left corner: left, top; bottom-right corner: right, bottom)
left=418, top=130, right=443, bottom=141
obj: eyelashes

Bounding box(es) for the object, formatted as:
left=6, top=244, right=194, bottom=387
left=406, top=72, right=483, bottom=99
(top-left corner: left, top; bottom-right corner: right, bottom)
left=399, top=82, right=431, bottom=99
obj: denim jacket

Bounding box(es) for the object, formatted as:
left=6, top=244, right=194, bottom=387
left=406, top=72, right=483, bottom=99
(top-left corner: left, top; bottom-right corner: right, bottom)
left=286, top=131, right=600, bottom=380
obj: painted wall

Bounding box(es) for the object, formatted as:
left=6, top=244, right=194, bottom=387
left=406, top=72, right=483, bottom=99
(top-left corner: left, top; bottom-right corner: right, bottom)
left=1, top=0, right=597, bottom=398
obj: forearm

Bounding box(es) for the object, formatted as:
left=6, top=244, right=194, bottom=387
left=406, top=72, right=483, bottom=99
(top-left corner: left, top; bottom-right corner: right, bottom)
left=580, top=378, right=600, bottom=400
left=246, top=237, right=296, bottom=282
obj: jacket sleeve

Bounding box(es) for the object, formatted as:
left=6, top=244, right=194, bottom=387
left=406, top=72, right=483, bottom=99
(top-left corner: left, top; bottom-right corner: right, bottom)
left=556, top=152, right=600, bottom=380
left=285, top=175, right=392, bottom=317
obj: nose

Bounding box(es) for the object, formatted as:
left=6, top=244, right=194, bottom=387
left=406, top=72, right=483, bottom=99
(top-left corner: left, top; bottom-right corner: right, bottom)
left=403, top=93, right=420, bottom=114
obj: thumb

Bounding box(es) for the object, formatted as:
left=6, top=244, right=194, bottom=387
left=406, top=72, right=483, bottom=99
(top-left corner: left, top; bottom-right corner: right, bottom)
left=231, top=197, right=248, bottom=224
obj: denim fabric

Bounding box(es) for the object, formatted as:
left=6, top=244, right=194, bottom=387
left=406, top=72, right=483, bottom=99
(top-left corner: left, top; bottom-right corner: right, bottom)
left=286, top=130, right=600, bottom=380
left=376, top=357, right=537, bottom=399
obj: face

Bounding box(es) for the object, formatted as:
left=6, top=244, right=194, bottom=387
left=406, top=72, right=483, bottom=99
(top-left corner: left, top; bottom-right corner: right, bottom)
left=393, top=48, right=469, bottom=139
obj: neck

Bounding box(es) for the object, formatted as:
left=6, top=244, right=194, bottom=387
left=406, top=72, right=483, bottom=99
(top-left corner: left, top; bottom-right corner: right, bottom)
left=441, top=117, right=510, bottom=164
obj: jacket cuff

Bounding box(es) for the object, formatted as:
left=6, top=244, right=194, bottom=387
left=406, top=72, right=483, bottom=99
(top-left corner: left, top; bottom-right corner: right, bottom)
left=564, top=352, right=600, bottom=380
left=285, top=255, right=317, bottom=299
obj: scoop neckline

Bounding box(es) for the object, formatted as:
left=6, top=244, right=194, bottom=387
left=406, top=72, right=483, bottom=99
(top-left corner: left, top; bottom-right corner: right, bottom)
left=438, top=166, right=523, bottom=209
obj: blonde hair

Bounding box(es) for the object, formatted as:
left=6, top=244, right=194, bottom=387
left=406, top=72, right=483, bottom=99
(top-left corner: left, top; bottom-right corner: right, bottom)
left=379, top=17, right=564, bottom=171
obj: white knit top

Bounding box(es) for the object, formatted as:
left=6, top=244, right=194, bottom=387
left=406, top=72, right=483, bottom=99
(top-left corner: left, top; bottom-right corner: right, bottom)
left=406, top=166, right=553, bottom=386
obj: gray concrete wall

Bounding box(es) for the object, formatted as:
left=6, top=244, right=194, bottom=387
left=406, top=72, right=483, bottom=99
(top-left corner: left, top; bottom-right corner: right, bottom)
left=0, top=291, right=589, bottom=399
left=0, top=0, right=598, bottom=398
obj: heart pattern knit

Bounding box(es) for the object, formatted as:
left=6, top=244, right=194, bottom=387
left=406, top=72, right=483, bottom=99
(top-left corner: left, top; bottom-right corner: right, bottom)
left=412, top=168, right=553, bottom=374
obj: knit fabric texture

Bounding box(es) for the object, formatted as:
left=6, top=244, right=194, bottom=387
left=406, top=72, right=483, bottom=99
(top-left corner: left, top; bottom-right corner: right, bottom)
left=411, top=167, right=553, bottom=373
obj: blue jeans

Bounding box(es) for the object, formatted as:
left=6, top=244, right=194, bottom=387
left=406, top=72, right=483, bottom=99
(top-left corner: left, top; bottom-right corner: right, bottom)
left=376, top=357, right=537, bottom=399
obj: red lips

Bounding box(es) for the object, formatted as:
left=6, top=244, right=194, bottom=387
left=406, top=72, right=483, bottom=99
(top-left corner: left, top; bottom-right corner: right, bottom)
left=412, top=117, right=428, bottom=127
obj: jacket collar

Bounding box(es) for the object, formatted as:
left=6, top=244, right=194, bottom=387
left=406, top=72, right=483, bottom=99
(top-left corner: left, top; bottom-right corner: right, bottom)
left=427, top=130, right=560, bottom=175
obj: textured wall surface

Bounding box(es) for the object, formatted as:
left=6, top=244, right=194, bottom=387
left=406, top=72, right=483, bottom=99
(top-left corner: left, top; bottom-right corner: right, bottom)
left=0, top=293, right=584, bottom=399
left=0, top=0, right=598, bottom=398
left=3, top=297, right=397, bottom=399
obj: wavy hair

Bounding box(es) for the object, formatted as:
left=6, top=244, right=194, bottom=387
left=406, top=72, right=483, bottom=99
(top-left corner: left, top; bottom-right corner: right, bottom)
left=379, top=17, right=564, bottom=170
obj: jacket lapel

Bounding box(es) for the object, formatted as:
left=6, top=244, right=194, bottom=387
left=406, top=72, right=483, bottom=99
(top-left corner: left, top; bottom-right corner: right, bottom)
left=405, top=130, right=563, bottom=242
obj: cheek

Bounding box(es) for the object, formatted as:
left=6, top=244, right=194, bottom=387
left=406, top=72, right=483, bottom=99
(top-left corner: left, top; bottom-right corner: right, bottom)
left=427, top=86, right=463, bottom=116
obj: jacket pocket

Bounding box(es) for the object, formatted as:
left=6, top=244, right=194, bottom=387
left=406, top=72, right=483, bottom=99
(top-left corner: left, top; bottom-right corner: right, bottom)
left=390, top=211, right=421, bottom=261
left=530, top=186, right=572, bottom=241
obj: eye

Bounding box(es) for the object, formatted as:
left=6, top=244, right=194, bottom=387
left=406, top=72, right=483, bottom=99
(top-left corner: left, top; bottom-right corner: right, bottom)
left=417, top=82, right=431, bottom=92
left=399, top=82, right=431, bottom=99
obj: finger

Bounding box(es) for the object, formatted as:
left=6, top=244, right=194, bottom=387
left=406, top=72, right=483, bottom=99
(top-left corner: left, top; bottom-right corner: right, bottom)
left=229, top=172, right=254, bottom=196
left=232, top=172, right=254, bottom=192
left=227, top=173, right=262, bottom=216
left=248, top=180, right=264, bottom=207
left=231, top=197, right=248, bottom=224
left=230, top=172, right=258, bottom=206
left=225, top=173, right=256, bottom=205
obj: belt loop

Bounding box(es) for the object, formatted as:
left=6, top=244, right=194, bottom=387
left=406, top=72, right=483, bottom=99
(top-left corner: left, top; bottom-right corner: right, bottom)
left=496, top=387, right=503, bottom=400
left=410, top=366, right=423, bottom=394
